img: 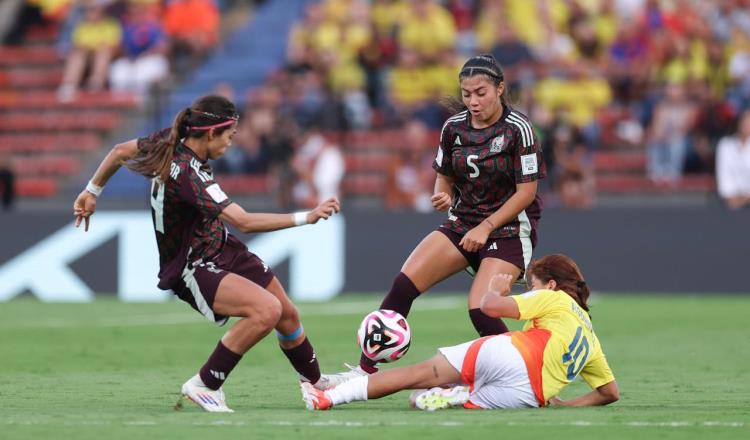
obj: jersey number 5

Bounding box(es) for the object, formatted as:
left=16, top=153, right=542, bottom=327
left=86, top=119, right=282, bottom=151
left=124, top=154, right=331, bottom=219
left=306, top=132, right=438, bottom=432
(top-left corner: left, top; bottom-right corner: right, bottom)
left=562, top=326, right=590, bottom=381
left=467, top=155, right=480, bottom=178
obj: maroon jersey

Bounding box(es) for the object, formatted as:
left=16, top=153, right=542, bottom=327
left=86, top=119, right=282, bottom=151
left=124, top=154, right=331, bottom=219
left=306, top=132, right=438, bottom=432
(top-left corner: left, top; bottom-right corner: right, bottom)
left=137, top=129, right=232, bottom=289
left=432, top=108, right=545, bottom=239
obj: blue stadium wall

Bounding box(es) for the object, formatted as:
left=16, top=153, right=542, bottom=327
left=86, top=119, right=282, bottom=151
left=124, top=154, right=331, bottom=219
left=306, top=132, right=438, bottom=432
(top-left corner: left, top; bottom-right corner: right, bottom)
left=0, top=207, right=748, bottom=301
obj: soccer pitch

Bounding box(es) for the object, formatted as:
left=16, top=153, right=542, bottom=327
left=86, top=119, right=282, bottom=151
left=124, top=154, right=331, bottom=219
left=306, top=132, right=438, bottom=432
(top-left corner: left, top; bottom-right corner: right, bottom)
left=1, top=294, right=748, bottom=440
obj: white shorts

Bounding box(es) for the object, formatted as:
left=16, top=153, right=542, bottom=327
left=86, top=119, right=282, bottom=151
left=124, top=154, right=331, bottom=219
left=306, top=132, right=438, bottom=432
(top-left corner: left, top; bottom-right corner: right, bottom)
left=439, top=335, right=539, bottom=409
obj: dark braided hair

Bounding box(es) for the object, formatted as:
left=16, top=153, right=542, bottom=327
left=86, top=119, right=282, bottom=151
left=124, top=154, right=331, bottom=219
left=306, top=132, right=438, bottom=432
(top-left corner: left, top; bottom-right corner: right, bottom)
left=526, top=254, right=591, bottom=313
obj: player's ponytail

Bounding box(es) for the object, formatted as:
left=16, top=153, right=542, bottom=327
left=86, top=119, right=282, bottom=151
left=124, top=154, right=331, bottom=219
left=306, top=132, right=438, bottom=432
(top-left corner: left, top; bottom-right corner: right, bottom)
left=527, top=254, right=591, bottom=313
left=126, top=95, right=238, bottom=181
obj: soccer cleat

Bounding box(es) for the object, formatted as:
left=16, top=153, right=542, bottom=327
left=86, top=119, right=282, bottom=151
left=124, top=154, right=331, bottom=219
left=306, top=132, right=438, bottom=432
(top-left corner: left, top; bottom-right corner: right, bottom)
left=177, top=374, right=234, bottom=413
left=413, top=386, right=470, bottom=411
left=300, top=381, right=332, bottom=410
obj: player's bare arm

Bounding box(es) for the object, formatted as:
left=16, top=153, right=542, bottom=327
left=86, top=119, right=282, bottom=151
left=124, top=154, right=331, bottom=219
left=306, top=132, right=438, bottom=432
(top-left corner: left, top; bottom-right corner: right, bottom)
left=479, top=273, right=520, bottom=319
left=219, top=197, right=341, bottom=233
left=548, top=380, right=620, bottom=407
left=431, top=173, right=454, bottom=212
left=74, top=139, right=139, bottom=231
left=459, top=180, right=537, bottom=252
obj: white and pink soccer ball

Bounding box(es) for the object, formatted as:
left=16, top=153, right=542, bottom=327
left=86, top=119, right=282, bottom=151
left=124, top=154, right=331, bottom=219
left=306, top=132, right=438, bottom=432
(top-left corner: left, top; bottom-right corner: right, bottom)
left=357, top=309, right=411, bottom=363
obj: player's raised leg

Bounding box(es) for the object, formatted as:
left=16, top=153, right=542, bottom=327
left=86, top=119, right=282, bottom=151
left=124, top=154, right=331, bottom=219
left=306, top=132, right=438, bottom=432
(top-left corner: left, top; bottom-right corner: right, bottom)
left=302, top=353, right=463, bottom=410
left=350, top=231, right=468, bottom=375
left=179, top=274, right=282, bottom=413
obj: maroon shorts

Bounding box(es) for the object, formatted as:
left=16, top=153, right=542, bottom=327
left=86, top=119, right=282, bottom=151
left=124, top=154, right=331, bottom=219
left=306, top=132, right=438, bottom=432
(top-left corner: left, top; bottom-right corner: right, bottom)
left=437, top=227, right=537, bottom=276
left=171, top=235, right=275, bottom=325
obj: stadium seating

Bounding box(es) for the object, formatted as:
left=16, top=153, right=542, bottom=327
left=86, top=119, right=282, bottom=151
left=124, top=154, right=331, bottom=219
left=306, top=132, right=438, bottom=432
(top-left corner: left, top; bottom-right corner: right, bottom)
left=0, top=33, right=139, bottom=198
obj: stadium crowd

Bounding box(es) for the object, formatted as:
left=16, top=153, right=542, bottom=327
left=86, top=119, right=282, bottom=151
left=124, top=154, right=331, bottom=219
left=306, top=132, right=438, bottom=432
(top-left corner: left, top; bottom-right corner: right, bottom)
left=2, top=0, right=749, bottom=210
left=220, top=0, right=750, bottom=210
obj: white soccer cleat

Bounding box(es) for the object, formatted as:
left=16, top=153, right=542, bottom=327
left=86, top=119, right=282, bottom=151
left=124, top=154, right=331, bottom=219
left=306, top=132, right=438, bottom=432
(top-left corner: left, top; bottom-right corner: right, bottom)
left=314, top=363, right=370, bottom=389
left=412, top=386, right=470, bottom=411
left=177, top=374, right=234, bottom=413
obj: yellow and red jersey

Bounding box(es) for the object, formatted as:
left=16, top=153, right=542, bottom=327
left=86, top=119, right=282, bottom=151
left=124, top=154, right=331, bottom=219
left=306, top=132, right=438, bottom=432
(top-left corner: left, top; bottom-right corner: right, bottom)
left=510, top=289, right=615, bottom=406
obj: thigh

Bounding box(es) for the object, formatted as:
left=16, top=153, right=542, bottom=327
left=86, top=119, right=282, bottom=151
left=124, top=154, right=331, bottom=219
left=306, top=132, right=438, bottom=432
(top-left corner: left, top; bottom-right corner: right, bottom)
left=212, top=272, right=280, bottom=318
left=401, top=231, right=469, bottom=292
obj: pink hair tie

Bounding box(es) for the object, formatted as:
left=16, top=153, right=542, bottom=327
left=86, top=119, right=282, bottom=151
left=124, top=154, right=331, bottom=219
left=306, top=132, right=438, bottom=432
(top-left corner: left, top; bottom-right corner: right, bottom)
left=189, top=119, right=237, bottom=131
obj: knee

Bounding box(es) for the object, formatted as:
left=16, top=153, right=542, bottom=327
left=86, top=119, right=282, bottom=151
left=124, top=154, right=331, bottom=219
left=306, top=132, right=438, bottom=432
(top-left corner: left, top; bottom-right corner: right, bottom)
left=256, top=296, right=282, bottom=330
left=281, top=305, right=300, bottom=327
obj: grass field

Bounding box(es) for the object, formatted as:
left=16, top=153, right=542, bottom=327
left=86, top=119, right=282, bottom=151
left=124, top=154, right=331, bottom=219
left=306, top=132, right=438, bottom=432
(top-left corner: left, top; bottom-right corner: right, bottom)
left=1, top=294, right=749, bottom=440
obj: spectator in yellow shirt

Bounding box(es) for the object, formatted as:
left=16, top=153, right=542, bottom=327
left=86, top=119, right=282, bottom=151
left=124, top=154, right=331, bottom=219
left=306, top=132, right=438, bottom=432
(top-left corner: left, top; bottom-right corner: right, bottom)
left=58, top=2, right=122, bottom=101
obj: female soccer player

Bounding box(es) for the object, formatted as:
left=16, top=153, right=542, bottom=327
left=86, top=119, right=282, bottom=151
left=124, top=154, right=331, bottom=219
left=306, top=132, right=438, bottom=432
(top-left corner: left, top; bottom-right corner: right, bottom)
left=73, top=95, right=340, bottom=412
left=340, top=54, right=545, bottom=377
left=302, top=254, right=619, bottom=411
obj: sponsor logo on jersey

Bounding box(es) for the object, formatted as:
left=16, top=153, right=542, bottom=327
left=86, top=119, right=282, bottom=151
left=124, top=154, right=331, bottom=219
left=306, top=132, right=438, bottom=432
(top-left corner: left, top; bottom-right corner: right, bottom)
left=490, top=135, right=505, bottom=152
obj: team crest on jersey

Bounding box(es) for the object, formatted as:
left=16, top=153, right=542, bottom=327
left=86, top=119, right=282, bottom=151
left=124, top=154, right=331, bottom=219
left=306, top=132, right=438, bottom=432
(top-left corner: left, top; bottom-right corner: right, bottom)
left=490, top=135, right=505, bottom=152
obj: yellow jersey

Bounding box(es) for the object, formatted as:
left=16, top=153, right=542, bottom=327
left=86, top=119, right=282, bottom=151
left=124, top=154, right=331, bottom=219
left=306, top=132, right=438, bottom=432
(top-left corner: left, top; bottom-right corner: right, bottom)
left=510, top=289, right=615, bottom=406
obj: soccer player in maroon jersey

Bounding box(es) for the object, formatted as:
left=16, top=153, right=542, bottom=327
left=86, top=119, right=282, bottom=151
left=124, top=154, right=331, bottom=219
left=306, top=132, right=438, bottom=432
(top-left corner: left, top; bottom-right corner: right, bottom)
left=336, top=54, right=546, bottom=379
left=73, top=95, right=341, bottom=412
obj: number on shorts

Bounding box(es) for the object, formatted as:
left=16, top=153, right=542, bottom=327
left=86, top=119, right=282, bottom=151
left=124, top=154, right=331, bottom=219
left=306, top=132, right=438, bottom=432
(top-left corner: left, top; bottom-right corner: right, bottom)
left=562, top=326, right=590, bottom=380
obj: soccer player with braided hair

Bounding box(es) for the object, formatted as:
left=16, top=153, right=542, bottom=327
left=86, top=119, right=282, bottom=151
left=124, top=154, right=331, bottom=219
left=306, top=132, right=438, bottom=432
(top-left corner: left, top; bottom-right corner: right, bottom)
left=335, top=54, right=546, bottom=379
left=73, top=95, right=341, bottom=412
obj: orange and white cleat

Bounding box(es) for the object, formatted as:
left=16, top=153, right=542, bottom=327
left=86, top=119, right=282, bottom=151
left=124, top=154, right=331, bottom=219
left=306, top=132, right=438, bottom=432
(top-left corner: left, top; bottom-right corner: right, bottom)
left=300, top=381, right=333, bottom=410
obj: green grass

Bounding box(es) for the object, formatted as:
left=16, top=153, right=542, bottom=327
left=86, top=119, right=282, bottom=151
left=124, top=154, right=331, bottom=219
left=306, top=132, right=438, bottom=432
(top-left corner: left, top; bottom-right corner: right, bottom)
left=1, top=294, right=749, bottom=440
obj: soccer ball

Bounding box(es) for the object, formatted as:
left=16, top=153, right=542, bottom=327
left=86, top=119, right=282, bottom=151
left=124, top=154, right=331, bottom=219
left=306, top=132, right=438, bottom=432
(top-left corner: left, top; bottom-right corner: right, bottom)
left=357, top=309, right=411, bottom=363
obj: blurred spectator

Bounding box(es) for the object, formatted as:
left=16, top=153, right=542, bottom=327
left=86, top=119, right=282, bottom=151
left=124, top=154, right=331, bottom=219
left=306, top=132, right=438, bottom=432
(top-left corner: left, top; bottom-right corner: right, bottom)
left=163, top=0, right=220, bottom=74
left=291, top=130, right=345, bottom=209
left=57, top=1, right=122, bottom=101
left=546, top=114, right=594, bottom=209
left=398, top=0, right=457, bottom=63
left=108, top=3, right=169, bottom=97
left=384, top=119, right=434, bottom=212
left=1, top=0, right=70, bottom=45
left=716, top=109, right=750, bottom=210
left=646, top=82, right=697, bottom=184
left=0, top=159, right=15, bottom=211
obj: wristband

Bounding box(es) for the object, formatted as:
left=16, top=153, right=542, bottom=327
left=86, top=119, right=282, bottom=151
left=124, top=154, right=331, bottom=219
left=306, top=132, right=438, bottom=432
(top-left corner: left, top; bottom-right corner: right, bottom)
left=85, top=181, right=103, bottom=197
left=293, top=211, right=309, bottom=226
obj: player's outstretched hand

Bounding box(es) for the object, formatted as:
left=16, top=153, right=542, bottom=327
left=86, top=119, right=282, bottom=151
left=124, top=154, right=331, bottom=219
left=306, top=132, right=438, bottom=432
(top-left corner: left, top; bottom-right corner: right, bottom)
left=431, top=192, right=452, bottom=212
left=488, top=273, right=514, bottom=297
left=73, top=190, right=97, bottom=232
left=307, top=197, right=341, bottom=224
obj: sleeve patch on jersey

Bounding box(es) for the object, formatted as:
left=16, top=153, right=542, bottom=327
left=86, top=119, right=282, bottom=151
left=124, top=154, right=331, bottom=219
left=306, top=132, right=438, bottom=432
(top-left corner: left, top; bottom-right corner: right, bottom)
left=521, top=154, right=538, bottom=175
left=206, top=183, right=228, bottom=203
left=435, top=145, right=443, bottom=166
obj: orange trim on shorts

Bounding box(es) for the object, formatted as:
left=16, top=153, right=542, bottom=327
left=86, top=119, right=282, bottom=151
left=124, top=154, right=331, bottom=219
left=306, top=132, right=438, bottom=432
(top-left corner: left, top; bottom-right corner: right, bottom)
left=460, top=336, right=495, bottom=393
left=510, top=328, right=551, bottom=407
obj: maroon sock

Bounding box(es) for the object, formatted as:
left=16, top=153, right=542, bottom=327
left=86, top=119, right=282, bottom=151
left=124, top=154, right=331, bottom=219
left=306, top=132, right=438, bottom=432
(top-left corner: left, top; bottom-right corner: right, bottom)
left=199, top=341, right=242, bottom=390
left=281, top=337, right=321, bottom=384
left=469, top=308, right=509, bottom=337
left=359, top=272, right=421, bottom=372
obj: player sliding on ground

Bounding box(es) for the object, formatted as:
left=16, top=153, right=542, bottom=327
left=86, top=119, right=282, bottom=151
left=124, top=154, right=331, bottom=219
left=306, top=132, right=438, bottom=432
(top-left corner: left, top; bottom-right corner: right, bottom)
left=302, top=254, right=619, bottom=411
left=73, top=95, right=343, bottom=413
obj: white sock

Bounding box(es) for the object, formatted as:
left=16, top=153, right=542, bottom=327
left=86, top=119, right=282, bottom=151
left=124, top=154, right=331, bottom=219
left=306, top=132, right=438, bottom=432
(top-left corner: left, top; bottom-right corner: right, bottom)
left=325, top=375, right=369, bottom=406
